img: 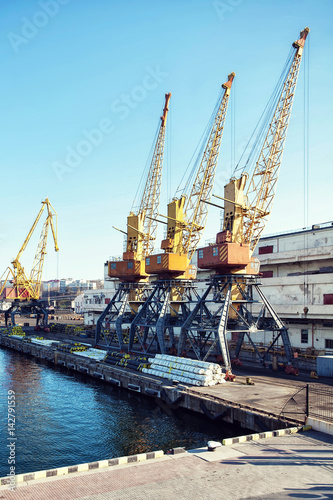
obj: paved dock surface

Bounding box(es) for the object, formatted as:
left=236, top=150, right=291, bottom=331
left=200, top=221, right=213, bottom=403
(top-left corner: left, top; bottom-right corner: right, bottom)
left=1, top=429, right=332, bottom=500
left=186, top=367, right=332, bottom=422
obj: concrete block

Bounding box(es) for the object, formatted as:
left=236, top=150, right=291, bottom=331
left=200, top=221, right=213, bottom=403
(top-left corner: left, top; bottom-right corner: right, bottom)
left=77, top=463, right=89, bottom=472
left=14, top=474, right=25, bottom=483
left=98, top=460, right=109, bottom=468
left=34, top=470, right=47, bottom=479
left=57, top=467, right=69, bottom=475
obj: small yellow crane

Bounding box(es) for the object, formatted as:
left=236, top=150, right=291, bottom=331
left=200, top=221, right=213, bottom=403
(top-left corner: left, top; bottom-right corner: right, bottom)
left=0, top=198, right=59, bottom=301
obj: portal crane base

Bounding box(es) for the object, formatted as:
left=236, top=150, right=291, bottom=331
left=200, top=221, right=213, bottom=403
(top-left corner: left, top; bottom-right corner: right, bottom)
left=128, top=280, right=201, bottom=355
left=179, top=274, right=295, bottom=371
left=95, top=282, right=152, bottom=350
left=5, top=299, right=49, bottom=327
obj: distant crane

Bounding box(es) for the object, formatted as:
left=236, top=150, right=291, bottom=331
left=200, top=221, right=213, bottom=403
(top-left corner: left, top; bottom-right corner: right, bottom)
left=0, top=198, right=59, bottom=326
left=0, top=198, right=58, bottom=300
left=181, top=28, right=309, bottom=375
left=95, top=93, right=171, bottom=348
left=128, top=73, right=235, bottom=354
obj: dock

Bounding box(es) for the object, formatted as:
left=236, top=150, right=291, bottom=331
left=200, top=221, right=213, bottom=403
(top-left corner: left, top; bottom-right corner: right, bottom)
left=1, top=329, right=332, bottom=434
left=1, top=428, right=332, bottom=499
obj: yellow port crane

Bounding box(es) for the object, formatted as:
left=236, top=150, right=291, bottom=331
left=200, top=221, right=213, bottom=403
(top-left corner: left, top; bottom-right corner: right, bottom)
left=198, top=28, right=309, bottom=274
left=108, top=92, right=171, bottom=282
left=145, top=72, right=235, bottom=279
left=187, top=28, right=310, bottom=371
left=0, top=198, right=59, bottom=301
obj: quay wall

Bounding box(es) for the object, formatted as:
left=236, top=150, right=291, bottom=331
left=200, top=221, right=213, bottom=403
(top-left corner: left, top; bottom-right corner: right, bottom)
left=0, top=333, right=299, bottom=433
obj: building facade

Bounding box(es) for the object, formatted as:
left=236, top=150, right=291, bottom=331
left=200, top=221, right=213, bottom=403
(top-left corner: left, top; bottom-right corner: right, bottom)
left=252, top=221, right=333, bottom=352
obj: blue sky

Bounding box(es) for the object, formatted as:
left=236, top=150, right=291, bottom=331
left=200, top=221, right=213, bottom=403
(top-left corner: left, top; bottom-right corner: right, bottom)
left=0, top=0, right=332, bottom=280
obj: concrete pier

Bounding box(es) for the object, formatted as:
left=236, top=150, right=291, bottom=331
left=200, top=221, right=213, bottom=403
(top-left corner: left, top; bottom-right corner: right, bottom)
left=0, top=331, right=331, bottom=433
left=0, top=428, right=332, bottom=500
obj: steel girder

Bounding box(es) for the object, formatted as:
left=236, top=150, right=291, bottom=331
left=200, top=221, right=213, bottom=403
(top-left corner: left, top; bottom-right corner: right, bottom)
left=179, top=274, right=294, bottom=368
left=95, top=282, right=152, bottom=350
left=5, top=300, right=49, bottom=327
left=128, top=280, right=201, bottom=355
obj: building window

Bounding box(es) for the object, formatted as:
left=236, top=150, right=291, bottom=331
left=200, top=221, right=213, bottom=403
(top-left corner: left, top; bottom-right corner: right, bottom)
left=146, top=258, right=150, bottom=266
left=301, top=329, right=308, bottom=344
left=157, top=255, right=161, bottom=264
left=262, top=270, right=273, bottom=278
left=323, top=294, right=333, bottom=305
left=127, top=262, right=133, bottom=269
left=212, top=247, right=218, bottom=256
left=198, top=249, right=203, bottom=259
left=325, top=339, right=333, bottom=349
left=111, top=263, right=116, bottom=270
left=258, top=245, right=274, bottom=255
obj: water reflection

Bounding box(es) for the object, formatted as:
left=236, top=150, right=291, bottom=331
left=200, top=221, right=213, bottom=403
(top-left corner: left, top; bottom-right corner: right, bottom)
left=0, top=348, right=239, bottom=476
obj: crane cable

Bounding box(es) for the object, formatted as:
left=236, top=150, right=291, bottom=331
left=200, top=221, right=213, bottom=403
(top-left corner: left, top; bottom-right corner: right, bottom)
left=230, top=75, right=236, bottom=176
left=233, top=48, right=295, bottom=180
left=174, top=88, right=224, bottom=199
left=131, top=109, right=163, bottom=214
left=303, top=34, right=310, bottom=312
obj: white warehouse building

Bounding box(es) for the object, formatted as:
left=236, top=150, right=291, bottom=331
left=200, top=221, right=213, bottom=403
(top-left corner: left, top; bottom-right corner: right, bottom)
left=252, top=221, right=333, bottom=352
left=73, top=264, right=117, bottom=325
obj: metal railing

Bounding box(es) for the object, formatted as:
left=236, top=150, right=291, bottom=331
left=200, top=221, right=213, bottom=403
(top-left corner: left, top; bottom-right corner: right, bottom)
left=280, top=384, right=333, bottom=424
left=308, top=384, right=333, bottom=423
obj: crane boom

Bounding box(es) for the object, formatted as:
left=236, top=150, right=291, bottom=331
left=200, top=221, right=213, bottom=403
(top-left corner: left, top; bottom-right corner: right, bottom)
left=29, top=200, right=58, bottom=299
left=138, top=93, right=171, bottom=259
left=244, top=27, right=309, bottom=252
left=184, top=73, right=235, bottom=260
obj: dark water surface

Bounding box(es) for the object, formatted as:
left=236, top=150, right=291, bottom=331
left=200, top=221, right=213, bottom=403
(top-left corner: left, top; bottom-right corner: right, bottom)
left=0, top=347, right=238, bottom=476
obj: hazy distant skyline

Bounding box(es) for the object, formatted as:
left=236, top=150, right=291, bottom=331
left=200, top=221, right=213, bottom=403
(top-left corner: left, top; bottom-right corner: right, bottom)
left=1, top=0, right=332, bottom=280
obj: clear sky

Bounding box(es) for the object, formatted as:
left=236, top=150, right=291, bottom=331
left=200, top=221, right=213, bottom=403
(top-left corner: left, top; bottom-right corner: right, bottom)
left=1, top=0, right=332, bottom=280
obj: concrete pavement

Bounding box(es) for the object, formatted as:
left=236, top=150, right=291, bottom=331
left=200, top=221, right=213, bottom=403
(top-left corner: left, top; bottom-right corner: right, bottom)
left=1, top=429, right=333, bottom=500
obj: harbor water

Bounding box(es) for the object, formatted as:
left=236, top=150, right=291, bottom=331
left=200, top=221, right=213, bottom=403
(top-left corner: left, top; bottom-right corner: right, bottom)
left=0, top=347, right=239, bottom=477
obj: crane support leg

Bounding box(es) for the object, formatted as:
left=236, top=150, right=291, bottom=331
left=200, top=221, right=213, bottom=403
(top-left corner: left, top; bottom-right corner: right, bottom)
left=156, top=292, right=170, bottom=354
left=254, top=284, right=294, bottom=364
left=115, top=295, right=128, bottom=351
left=210, top=286, right=231, bottom=370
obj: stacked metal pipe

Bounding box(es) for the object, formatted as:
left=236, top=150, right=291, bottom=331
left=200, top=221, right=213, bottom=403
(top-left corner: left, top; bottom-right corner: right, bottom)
left=142, top=354, right=225, bottom=386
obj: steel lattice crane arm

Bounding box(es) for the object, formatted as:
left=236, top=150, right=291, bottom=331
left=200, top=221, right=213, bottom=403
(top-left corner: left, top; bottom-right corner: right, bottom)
left=28, top=200, right=58, bottom=299
left=109, top=93, right=171, bottom=282
left=243, top=27, right=309, bottom=253
left=137, top=92, right=171, bottom=260
left=0, top=198, right=59, bottom=301
left=184, top=73, right=235, bottom=261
